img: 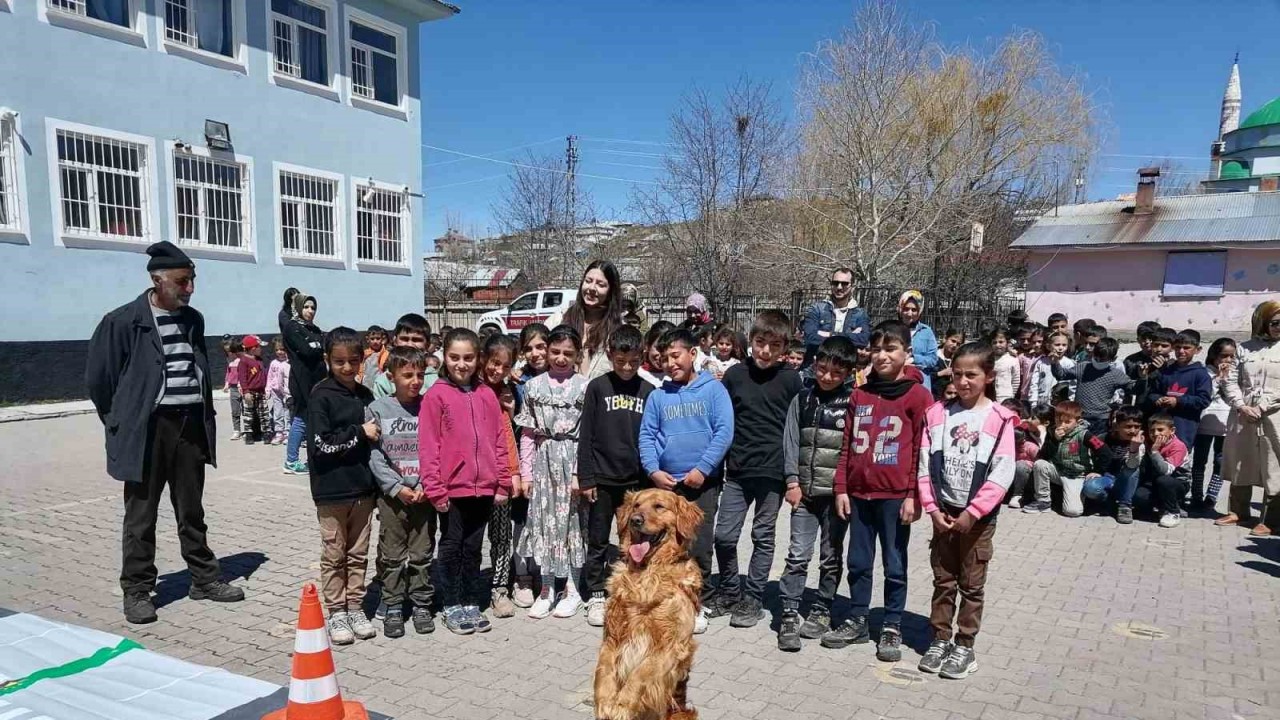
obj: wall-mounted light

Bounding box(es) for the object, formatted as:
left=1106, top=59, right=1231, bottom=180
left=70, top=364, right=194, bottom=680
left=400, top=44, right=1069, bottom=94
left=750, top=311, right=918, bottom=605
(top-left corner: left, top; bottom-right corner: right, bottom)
left=0, top=108, right=17, bottom=123
left=204, top=119, right=232, bottom=151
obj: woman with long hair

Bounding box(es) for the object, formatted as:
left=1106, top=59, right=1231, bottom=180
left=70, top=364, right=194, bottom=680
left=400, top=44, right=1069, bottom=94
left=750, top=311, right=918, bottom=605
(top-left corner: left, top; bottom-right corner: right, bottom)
left=1216, top=300, right=1280, bottom=535
left=549, top=260, right=624, bottom=379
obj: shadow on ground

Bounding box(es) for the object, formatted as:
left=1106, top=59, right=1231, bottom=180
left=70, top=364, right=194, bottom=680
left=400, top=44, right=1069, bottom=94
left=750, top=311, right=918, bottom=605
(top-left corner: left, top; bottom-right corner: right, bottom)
left=154, top=551, right=269, bottom=608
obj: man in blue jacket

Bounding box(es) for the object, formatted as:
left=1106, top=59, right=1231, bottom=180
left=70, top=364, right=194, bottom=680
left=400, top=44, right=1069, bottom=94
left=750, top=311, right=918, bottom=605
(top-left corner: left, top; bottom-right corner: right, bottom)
left=638, top=327, right=734, bottom=634
left=1144, top=329, right=1213, bottom=449
left=86, top=241, right=244, bottom=625
left=802, top=268, right=870, bottom=365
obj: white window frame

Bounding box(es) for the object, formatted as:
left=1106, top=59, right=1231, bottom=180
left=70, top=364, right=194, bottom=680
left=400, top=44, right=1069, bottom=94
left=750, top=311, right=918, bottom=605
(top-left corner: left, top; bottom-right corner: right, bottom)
left=45, top=118, right=160, bottom=251
left=351, top=178, right=412, bottom=274
left=159, top=0, right=249, bottom=74
left=40, top=0, right=148, bottom=48
left=0, top=108, right=30, bottom=244
left=267, top=0, right=341, bottom=102
left=273, top=161, right=346, bottom=269
left=343, top=6, right=409, bottom=120
left=164, top=142, right=256, bottom=262
left=1162, top=250, right=1228, bottom=299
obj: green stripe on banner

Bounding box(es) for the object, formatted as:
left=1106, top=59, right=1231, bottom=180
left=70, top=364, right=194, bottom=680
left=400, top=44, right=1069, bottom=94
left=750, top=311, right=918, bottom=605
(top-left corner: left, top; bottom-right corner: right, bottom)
left=0, top=637, right=143, bottom=696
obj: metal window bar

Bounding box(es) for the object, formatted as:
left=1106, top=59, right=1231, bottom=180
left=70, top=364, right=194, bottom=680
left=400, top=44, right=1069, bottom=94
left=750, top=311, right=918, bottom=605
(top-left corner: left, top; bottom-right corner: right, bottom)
left=55, top=129, right=148, bottom=240
left=0, top=121, right=19, bottom=231
left=356, top=185, right=404, bottom=265
left=279, top=170, right=338, bottom=260
left=273, top=13, right=326, bottom=79
left=49, top=0, right=87, bottom=16
left=174, top=152, right=249, bottom=250
left=164, top=0, right=194, bottom=46
left=350, top=46, right=372, bottom=99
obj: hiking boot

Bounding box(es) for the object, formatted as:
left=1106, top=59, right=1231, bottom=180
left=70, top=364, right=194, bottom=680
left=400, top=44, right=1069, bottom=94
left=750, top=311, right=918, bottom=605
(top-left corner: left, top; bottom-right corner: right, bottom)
left=513, top=576, right=535, bottom=608
left=585, top=594, right=607, bottom=627
left=383, top=608, right=405, bottom=639
left=465, top=605, right=491, bottom=633
left=490, top=587, right=516, bottom=618
left=820, top=616, right=870, bottom=649
left=799, top=607, right=831, bottom=639
left=1116, top=505, right=1134, bottom=525
left=442, top=605, right=475, bottom=635
left=918, top=639, right=953, bottom=673
left=123, top=593, right=157, bottom=625
left=693, top=607, right=709, bottom=635
left=705, top=592, right=738, bottom=619
left=777, top=611, right=802, bottom=652
left=328, top=611, right=354, bottom=646
left=939, top=645, right=977, bottom=679
left=411, top=606, right=435, bottom=634
left=1022, top=500, right=1052, bottom=514
left=729, top=595, right=765, bottom=628
left=189, top=580, right=245, bottom=603
left=876, top=625, right=903, bottom=662
left=348, top=611, right=377, bottom=640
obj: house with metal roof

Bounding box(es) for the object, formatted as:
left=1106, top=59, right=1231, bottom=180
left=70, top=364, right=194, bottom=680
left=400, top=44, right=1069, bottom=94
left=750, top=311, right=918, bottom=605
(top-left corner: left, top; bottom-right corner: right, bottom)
left=1012, top=175, right=1280, bottom=336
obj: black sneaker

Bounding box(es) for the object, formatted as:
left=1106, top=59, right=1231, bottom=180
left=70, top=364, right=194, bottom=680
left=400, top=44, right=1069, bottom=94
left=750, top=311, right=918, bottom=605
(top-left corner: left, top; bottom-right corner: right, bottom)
left=705, top=592, right=738, bottom=619
left=820, top=616, right=870, bottom=648
left=918, top=639, right=952, bottom=673
left=123, top=593, right=157, bottom=625
left=383, top=608, right=405, bottom=639
left=876, top=625, right=903, bottom=662
left=411, top=606, right=436, bottom=634
left=777, top=611, right=802, bottom=652
left=1021, top=500, right=1053, bottom=514
left=939, top=645, right=977, bottom=679
left=729, top=595, right=765, bottom=628
left=798, top=607, right=831, bottom=639
left=189, top=580, right=245, bottom=603
left=1116, top=505, right=1134, bottom=525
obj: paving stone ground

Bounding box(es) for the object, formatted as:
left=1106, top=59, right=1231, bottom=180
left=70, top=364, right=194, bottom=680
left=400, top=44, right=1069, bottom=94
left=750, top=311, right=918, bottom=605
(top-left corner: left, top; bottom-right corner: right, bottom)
left=1, top=400, right=1276, bottom=720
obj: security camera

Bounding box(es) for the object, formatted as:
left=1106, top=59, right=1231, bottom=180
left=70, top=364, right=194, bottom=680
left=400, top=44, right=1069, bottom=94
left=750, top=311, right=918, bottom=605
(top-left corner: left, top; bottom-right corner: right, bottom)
left=361, top=187, right=377, bottom=204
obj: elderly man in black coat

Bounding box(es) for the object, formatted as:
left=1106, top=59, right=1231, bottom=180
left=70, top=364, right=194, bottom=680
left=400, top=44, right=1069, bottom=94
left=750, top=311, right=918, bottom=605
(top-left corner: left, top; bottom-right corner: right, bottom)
left=86, top=241, right=244, bottom=624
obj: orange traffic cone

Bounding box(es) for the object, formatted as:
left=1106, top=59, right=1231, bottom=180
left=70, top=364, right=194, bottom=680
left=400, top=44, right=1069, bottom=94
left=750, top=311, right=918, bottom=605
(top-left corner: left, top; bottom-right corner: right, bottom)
left=263, top=583, right=369, bottom=720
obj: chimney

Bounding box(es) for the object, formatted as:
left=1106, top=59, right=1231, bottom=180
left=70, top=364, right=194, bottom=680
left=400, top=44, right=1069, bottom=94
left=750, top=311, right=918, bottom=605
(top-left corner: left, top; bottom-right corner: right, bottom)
left=1135, top=166, right=1160, bottom=215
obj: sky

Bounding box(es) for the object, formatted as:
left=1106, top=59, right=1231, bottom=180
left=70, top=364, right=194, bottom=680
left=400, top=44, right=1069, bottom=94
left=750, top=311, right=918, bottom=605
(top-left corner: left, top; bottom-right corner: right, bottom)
left=417, top=0, right=1280, bottom=244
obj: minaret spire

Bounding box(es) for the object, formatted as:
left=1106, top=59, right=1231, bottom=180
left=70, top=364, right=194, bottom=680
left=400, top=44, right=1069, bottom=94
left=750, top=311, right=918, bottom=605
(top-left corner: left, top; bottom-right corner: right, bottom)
left=1220, top=56, right=1242, bottom=139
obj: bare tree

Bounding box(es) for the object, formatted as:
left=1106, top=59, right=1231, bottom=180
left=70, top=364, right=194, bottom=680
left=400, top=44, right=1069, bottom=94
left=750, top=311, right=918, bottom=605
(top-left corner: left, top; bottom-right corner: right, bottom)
left=490, top=151, right=594, bottom=287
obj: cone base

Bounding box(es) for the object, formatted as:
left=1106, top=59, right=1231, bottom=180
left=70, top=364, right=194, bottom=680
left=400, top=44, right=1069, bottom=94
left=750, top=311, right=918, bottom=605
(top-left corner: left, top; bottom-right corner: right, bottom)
left=260, top=700, right=370, bottom=720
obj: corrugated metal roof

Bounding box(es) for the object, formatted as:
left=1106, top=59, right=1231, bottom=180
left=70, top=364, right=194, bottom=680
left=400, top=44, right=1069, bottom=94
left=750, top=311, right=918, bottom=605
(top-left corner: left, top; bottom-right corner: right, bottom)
left=424, top=260, right=521, bottom=288
left=1012, top=192, right=1280, bottom=248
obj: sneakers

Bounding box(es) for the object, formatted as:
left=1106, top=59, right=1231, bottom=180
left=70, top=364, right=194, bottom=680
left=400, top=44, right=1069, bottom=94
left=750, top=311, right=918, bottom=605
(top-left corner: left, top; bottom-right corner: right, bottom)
left=1008, top=496, right=1023, bottom=509
left=229, top=431, right=242, bottom=441
left=1022, top=500, right=1052, bottom=514
left=876, top=626, right=903, bottom=662
left=490, top=588, right=516, bottom=618
left=512, top=576, right=535, bottom=608
left=799, top=607, right=831, bottom=639
left=704, top=592, right=737, bottom=619
left=374, top=601, right=388, bottom=622
left=1116, top=505, right=1134, bottom=525
left=528, top=594, right=554, bottom=620
left=348, top=611, right=377, bottom=640
left=1159, top=513, right=1181, bottom=529
left=282, top=460, right=308, bottom=475
left=553, top=592, right=583, bottom=618
left=411, top=606, right=435, bottom=634
left=189, top=580, right=245, bottom=603
left=918, top=639, right=953, bottom=673
left=123, top=593, right=157, bottom=625
left=777, top=611, right=802, bottom=652
left=693, top=607, right=709, bottom=635
left=729, top=595, right=765, bottom=628
left=383, top=608, right=405, bottom=639
left=939, top=645, right=977, bottom=679
left=585, top=595, right=607, bottom=627
left=328, top=611, right=355, bottom=646
left=465, top=605, right=491, bottom=633
left=442, top=605, right=475, bottom=635
left=820, top=616, right=870, bottom=649
left=273, top=433, right=286, bottom=445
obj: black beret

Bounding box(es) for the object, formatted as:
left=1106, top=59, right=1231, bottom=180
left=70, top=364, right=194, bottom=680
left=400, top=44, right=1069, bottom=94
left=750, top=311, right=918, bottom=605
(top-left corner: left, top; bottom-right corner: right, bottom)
left=146, top=241, right=194, bottom=271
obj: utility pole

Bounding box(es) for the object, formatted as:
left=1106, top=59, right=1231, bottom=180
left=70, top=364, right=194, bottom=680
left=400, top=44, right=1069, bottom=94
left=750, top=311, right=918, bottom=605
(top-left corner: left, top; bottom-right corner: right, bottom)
left=565, top=135, right=578, bottom=280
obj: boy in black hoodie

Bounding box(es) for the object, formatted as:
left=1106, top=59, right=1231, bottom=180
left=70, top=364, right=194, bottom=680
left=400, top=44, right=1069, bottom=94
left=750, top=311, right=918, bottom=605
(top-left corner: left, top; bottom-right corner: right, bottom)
left=307, top=327, right=380, bottom=646
left=578, top=325, right=654, bottom=628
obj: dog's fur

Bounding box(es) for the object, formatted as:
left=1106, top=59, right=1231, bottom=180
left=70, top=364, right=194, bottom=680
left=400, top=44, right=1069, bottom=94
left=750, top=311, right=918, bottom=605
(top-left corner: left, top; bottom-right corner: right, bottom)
left=594, top=489, right=703, bottom=720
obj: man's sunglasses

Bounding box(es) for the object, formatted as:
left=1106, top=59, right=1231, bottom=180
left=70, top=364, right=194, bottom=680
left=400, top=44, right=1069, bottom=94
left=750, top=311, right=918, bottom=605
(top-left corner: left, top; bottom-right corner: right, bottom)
left=830, top=281, right=851, bottom=288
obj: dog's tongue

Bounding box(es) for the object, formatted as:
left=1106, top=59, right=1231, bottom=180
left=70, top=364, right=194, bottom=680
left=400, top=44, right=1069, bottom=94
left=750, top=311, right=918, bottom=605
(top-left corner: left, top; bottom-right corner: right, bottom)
left=629, top=541, right=651, bottom=564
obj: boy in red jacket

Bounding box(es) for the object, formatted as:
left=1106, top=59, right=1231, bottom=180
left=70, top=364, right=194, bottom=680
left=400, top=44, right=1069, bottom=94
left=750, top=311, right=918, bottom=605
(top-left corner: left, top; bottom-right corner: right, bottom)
left=827, top=320, right=932, bottom=662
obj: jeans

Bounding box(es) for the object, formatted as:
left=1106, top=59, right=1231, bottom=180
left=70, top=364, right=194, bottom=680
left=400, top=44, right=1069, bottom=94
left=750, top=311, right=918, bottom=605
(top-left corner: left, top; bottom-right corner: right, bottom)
left=1033, top=460, right=1085, bottom=516
left=1008, top=461, right=1033, bottom=502
left=438, top=497, right=493, bottom=607
left=778, top=496, right=847, bottom=612
left=1081, top=467, right=1140, bottom=507
left=713, top=476, right=783, bottom=600
left=584, top=484, right=639, bottom=597
left=1192, top=434, right=1225, bottom=502
left=286, top=415, right=306, bottom=464
left=675, top=481, right=721, bottom=603
left=847, top=497, right=911, bottom=627
left=1134, top=474, right=1187, bottom=516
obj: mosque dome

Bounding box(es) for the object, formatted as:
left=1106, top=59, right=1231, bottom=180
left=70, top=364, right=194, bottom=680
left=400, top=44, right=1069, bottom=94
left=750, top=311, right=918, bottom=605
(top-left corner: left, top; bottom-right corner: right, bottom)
left=1219, top=160, right=1249, bottom=180
left=1240, top=96, right=1280, bottom=130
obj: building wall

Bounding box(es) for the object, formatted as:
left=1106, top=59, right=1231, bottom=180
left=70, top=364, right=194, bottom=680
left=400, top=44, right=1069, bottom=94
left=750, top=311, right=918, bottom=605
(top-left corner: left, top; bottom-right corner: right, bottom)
left=1023, top=246, right=1279, bottom=335
left=0, top=0, right=432, bottom=347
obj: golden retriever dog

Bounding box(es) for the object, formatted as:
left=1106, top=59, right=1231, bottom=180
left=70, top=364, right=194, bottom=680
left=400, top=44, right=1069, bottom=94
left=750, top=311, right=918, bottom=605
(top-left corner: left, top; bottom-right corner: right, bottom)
left=594, top=488, right=704, bottom=720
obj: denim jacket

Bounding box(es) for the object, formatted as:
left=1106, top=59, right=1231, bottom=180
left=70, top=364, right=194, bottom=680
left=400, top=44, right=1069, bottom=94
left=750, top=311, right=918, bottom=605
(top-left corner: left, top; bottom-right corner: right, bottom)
left=802, top=299, right=870, bottom=355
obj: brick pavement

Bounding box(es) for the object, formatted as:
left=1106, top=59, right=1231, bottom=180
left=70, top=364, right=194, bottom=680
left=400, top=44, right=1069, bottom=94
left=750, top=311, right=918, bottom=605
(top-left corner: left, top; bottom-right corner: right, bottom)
left=0, top=401, right=1276, bottom=720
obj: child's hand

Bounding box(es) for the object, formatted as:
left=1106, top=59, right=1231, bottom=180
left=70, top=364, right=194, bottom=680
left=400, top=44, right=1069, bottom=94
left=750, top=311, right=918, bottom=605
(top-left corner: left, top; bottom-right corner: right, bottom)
left=1218, top=359, right=1233, bottom=377
left=1085, top=473, right=1100, bottom=479
left=936, top=367, right=952, bottom=378
left=1241, top=405, right=1263, bottom=421
left=785, top=485, right=802, bottom=509
left=1129, top=439, right=1143, bottom=453
left=570, top=476, right=581, bottom=497
left=650, top=471, right=677, bottom=490
left=1151, top=354, right=1167, bottom=369
left=1156, top=396, right=1176, bottom=409
left=951, top=510, right=976, bottom=535
left=835, top=494, right=851, bottom=519
left=433, top=499, right=450, bottom=513
left=930, top=511, right=953, bottom=534
left=899, top=497, right=919, bottom=524
left=362, top=421, right=380, bottom=441
left=1054, top=424, right=1069, bottom=439
left=495, top=492, right=509, bottom=506
left=395, top=486, right=418, bottom=504
left=682, top=469, right=706, bottom=489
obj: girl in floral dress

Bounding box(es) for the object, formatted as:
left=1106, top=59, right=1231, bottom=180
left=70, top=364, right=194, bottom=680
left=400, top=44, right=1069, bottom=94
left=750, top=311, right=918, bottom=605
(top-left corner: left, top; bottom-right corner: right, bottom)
left=516, top=325, right=589, bottom=619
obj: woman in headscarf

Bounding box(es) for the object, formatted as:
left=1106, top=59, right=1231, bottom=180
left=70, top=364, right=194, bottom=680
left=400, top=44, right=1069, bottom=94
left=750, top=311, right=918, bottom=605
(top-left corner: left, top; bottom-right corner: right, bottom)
left=1216, top=300, right=1280, bottom=535
left=547, top=260, right=625, bottom=379
left=620, top=283, right=648, bottom=332
left=898, top=290, right=939, bottom=392
left=281, top=292, right=325, bottom=473
left=680, top=292, right=713, bottom=333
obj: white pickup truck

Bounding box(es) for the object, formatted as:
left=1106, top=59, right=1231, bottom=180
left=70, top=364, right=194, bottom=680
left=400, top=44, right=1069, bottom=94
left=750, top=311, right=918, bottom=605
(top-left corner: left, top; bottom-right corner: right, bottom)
left=475, top=289, right=574, bottom=336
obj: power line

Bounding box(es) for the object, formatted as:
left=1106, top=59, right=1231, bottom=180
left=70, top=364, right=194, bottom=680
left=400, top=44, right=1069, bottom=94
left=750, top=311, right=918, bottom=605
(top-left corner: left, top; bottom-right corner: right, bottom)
left=578, top=136, right=674, bottom=147
left=1098, top=153, right=1206, bottom=161
left=420, top=142, right=663, bottom=185
left=423, top=137, right=562, bottom=167
left=594, top=160, right=666, bottom=171
left=422, top=173, right=509, bottom=191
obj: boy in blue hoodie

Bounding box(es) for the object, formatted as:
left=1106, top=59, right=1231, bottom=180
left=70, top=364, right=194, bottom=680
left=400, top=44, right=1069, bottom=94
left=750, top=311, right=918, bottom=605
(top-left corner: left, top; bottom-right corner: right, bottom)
left=638, top=327, right=734, bottom=635
left=1144, top=329, right=1212, bottom=449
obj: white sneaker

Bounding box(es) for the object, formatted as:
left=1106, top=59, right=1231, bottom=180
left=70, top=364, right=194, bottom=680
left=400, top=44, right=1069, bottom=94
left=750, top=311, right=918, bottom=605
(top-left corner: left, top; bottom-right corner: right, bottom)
left=327, top=611, right=354, bottom=645
left=585, top=596, right=606, bottom=627
left=513, top=576, right=535, bottom=608
left=693, top=607, right=709, bottom=635
left=553, top=592, right=583, bottom=618
left=528, top=595, right=554, bottom=619
left=1159, top=513, right=1181, bottom=528
left=1008, top=496, right=1023, bottom=509
left=229, top=431, right=242, bottom=441
left=348, top=611, right=377, bottom=640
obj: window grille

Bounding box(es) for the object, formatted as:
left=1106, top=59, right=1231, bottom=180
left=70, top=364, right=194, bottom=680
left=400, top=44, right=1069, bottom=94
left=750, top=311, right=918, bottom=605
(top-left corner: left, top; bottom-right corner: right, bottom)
left=174, top=151, right=250, bottom=250
left=55, top=128, right=150, bottom=240
left=279, top=169, right=339, bottom=260
left=355, top=184, right=406, bottom=266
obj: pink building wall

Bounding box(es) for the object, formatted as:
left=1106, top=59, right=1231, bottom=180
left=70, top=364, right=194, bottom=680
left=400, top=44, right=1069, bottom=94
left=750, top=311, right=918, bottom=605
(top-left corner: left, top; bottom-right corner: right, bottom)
left=1024, top=246, right=1280, bottom=336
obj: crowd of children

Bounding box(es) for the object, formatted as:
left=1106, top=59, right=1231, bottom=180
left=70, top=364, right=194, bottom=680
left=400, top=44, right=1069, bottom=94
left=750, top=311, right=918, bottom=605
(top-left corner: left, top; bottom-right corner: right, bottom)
left=248, top=290, right=1260, bottom=684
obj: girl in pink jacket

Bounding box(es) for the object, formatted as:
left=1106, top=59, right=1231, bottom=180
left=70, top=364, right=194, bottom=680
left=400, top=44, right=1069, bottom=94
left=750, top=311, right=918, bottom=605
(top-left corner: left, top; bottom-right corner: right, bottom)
left=418, top=328, right=513, bottom=636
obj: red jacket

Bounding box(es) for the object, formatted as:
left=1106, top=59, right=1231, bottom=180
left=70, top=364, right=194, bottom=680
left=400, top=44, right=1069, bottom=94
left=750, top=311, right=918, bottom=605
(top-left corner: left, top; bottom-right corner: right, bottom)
left=835, top=374, right=932, bottom=499
left=418, top=378, right=513, bottom=508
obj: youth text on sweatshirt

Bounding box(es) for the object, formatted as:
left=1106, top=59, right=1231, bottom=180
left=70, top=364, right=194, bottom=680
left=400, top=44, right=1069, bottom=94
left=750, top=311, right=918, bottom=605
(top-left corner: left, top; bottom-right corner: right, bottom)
left=578, top=372, right=653, bottom=488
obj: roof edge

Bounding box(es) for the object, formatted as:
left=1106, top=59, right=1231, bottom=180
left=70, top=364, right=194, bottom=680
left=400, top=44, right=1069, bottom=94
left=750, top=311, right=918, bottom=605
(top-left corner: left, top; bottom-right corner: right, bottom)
left=385, top=0, right=459, bottom=21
